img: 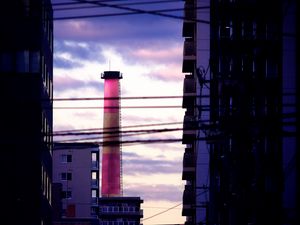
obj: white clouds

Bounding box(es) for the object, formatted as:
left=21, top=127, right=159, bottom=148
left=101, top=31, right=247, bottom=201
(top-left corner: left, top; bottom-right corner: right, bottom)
left=53, top=4, right=186, bottom=223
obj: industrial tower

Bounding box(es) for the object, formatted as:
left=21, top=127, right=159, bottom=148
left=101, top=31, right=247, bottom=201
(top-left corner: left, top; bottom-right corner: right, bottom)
left=99, top=71, right=143, bottom=225
left=101, top=71, right=123, bottom=197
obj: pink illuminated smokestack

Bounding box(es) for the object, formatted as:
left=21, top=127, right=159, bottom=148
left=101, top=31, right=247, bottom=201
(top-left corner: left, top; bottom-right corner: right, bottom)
left=101, top=71, right=122, bottom=197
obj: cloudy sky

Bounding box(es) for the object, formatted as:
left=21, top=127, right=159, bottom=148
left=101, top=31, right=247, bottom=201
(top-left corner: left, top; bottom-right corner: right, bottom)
left=52, top=1, right=186, bottom=224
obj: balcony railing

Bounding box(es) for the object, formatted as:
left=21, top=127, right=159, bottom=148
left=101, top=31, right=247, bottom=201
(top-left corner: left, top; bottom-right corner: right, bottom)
left=182, top=184, right=195, bottom=205
left=184, top=39, right=196, bottom=56
left=182, top=149, right=195, bottom=180
left=182, top=204, right=194, bottom=217
left=99, top=207, right=143, bottom=216
left=184, top=2, right=196, bottom=21
left=182, top=113, right=197, bottom=144
left=181, top=184, right=195, bottom=216
left=182, top=38, right=196, bottom=73
left=182, top=75, right=196, bottom=108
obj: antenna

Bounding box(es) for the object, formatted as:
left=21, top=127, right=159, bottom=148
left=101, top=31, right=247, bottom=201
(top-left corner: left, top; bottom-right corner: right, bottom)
left=108, top=59, right=111, bottom=71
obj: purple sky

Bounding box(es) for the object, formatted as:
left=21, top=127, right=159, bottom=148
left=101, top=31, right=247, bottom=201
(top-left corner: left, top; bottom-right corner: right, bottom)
left=52, top=1, right=186, bottom=223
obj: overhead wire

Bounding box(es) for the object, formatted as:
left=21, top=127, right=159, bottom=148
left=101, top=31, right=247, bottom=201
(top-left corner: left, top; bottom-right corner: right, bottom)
left=53, top=0, right=210, bottom=23
left=53, top=0, right=183, bottom=10
left=141, top=190, right=208, bottom=222
left=54, top=121, right=183, bottom=133
left=52, top=95, right=210, bottom=101
left=53, top=105, right=184, bottom=109
left=52, top=0, right=180, bottom=6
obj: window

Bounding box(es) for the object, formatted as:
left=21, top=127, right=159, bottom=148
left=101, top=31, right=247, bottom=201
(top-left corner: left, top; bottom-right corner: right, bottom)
left=61, top=172, right=72, bottom=181
left=92, top=189, right=97, bottom=198
left=62, top=191, right=72, bottom=199
left=61, top=154, right=72, bottom=163
left=0, top=53, right=13, bottom=72
left=92, top=171, right=97, bottom=179
left=91, top=206, right=98, bottom=215
left=92, top=152, right=98, bottom=161
left=16, top=51, right=29, bottom=72
left=219, top=20, right=232, bottom=39
left=30, top=51, right=40, bottom=72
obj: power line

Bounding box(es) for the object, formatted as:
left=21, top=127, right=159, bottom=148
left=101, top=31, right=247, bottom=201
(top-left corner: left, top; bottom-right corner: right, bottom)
left=54, top=127, right=183, bottom=136
left=141, top=190, right=208, bottom=222
left=53, top=0, right=210, bottom=23
left=54, top=121, right=183, bottom=133
left=52, top=0, right=180, bottom=6
left=53, top=105, right=184, bottom=109
left=53, top=135, right=219, bottom=147
left=53, top=0, right=183, bottom=10
left=50, top=91, right=295, bottom=101
left=141, top=202, right=182, bottom=222
left=52, top=95, right=210, bottom=101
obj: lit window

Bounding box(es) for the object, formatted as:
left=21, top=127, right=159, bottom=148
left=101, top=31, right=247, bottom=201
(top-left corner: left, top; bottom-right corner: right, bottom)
left=92, top=171, right=97, bottom=180
left=92, top=152, right=97, bottom=161
left=92, top=189, right=97, bottom=198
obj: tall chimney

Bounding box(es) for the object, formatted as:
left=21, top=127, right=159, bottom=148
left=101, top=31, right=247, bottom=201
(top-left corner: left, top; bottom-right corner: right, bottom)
left=101, top=71, right=122, bottom=197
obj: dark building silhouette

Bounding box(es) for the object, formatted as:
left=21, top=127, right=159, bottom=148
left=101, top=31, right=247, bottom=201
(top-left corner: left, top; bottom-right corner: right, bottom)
left=181, top=0, right=298, bottom=225
left=0, top=0, right=53, bottom=225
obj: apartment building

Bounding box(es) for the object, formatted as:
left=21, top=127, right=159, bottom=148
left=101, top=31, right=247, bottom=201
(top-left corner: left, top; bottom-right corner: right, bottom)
left=53, top=142, right=100, bottom=222
left=181, top=0, right=210, bottom=224
left=181, top=0, right=298, bottom=225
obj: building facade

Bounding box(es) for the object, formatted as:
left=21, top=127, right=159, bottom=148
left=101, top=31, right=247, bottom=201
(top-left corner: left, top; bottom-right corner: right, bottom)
left=181, top=0, right=210, bottom=224
left=53, top=143, right=100, bottom=220
left=0, top=0, right=53, bottom=225
left=98, top=197, right=143, bottom=225
left=181, top=0, right=298, bottom=225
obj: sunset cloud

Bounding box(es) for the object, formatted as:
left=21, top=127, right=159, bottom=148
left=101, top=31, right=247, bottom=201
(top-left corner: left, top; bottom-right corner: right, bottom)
left=52, top=1, right=185, bottom=223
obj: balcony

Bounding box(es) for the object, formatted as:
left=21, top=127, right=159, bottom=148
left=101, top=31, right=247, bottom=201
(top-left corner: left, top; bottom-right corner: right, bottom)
left=182, top=184, right=195, bottom=217
left=182, top=148, right=195, bottom=180
left=182, top=38, right=196, bottom=73
left=182, top=75, right=196, bottom=108
left=182, top=1, right=196, bottom=37
left=182, top=112, right=197, bottom=144
left=183, top=184, right=195, bottom=205
left=184, top=221, right=194, bottom=225
left=99, top=206, right=143, bottom=217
